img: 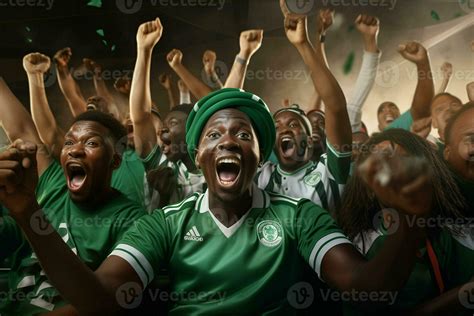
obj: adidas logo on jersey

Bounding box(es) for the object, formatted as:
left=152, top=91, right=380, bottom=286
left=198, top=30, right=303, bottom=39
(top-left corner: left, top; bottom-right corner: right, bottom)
left=184, top=226, right=203, bottom=242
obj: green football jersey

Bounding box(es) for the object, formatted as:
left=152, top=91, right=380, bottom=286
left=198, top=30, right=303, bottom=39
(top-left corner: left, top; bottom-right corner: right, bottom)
left=111, top=184, right=351, bottom=315
left=257, top=140, right=352, bottom=213
left=112, top=148, right=147, bottom=209
left=0, top=161, right=144, bottom=316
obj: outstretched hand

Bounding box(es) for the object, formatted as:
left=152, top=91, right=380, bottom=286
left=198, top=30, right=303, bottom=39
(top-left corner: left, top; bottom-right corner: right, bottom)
left=239, top=30, right=263, bottom=59
left=317, top=9, right=334, bottom=34
left=167, top=49, right=183, bottom=69
left=0, top=139, right=39, bottom=217
left=202, top=50, right=217, bottom=75
left=284, top=14, right=308, bottom=46
left=53, top=47, right=72, bottom=68
left=136, top=17, right=163, bottom=51
left=23, top=53, right=51, bottom=75
left=398, top=41, right=429, bottom=65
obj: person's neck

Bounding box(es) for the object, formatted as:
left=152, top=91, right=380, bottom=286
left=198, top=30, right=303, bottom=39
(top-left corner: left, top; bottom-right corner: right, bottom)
left=208, top=189, right=253, bottom=228
left=279, top=158, right=311, bottom=173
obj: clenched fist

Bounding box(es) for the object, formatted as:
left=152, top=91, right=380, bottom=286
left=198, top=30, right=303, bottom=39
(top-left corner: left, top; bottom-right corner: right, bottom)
left=136, top=18, right=163, bottom=51
left=202, top=50, right=217, bottom=76
left=167, top=49, right=183, bottom=69
left=23, top=53, right=51, bottom=75
left=398, top=41, right=429, bottom=65
left=239, top=29, right=263, bottom=59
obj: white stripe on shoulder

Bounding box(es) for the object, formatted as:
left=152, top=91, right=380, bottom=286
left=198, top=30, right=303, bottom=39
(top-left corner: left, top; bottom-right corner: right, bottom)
left=163, top=194, right=199, bottom=214
left=111, top=244, right=155, bottom=288
left=269, top=193, right=301, bottom=205
left=315, top=237, right=352, bottom=279
left=327, top=141, right=352, bottom=158
left=309, top=232, right=349, bottom=271
left=109, top=249, right=149, bottom=289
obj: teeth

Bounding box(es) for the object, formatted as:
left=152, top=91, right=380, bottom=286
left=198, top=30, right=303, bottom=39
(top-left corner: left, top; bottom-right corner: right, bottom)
left=282, top=137, right=292, bottom=142
left=217, top=157, right=240, bottom=165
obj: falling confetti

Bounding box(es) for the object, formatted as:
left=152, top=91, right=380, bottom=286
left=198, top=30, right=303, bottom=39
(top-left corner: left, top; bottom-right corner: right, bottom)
left=111, top=45, right=116, bottom=52
left=343, top=51, right=355, bottom=75
left=102, top=39, right=108, bottom=46
left=96, top=29, right=105, bottom=37
left=27, top=38, right=33, bottom=43
left=25, top=26, right=31, bottom=32
left=431, top=10, right=440, bottom=21
left=87, top=0, right=102, bottom=8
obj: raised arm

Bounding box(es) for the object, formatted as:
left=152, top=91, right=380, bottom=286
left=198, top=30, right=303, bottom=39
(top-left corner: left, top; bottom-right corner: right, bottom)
left=82, top=58, right=121, bottom=120
left=398, top=41, right=434, bottom=121
left=130, top=18, right=163, bottom=158
left=284, top=14, right=351, bottom=153
left=0, top=79, right=51, bottom=175
left=53, top=47, right=87, bottom=117
left=347, top=14, right=381, bottom=132
left=224, top=29, right=263, bottom=89
left=437, top=62, right=453, bottom=94
left=23, top=53, right=64, bottom=158
left=159, top=73, right=177, bottom=109
left=166, top=49, right=211, bottom=99
left=202, top=50, right=223, bottom=88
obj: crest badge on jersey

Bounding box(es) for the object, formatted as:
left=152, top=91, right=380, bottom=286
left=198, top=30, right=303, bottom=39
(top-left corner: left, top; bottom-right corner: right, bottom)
left=303, top=172, right=321, bottom=186
left=257, top=220, right=283, bottom=247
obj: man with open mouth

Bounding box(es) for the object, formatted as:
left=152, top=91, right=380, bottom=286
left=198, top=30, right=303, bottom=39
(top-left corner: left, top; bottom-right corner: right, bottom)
left=0, top=87, right=438, bottom=315
left=256, top=10, right=353, bottom=214
left=0, top=79, right=144, bottom=315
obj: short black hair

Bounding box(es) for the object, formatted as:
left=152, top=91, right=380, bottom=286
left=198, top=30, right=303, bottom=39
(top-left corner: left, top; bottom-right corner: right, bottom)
left=444, top=102, right=474, bottom=144
left=170, top=103, right=193, bottom=116
left=72, top=110, right=127, bottom=150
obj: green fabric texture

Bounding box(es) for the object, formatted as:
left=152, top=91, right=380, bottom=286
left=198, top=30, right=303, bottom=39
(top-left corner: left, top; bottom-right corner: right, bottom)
left=186, top=88, right=276, bottom=162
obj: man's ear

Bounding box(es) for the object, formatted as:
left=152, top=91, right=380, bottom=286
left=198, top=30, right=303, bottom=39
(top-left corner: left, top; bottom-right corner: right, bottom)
left=443, top=145, right=450, bottom=161
left=194, top=150, right=200, bottom=169
left=111, top=153, right=122, bottom=170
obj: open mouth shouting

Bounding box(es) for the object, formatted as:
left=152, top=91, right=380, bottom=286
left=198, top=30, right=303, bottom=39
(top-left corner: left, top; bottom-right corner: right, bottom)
left=65, top=161, right=88, bottom=194
left=384, top=115, right=394, bottom=125
left=279, top=136, right=296, bottom=159
left=216, top=156, right=241, bottom=188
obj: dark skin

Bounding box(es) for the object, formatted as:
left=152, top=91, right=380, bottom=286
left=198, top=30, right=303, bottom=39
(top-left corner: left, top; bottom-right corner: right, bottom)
left=307, top=111, right=326, bottom=161
left=444, top=107, right=474, bottom=182
left=274, top=111, right=313, bottom=172
left=0, top=107, right=431, bottom=314
left=377, top=102, right=401, bottom=131
left=160, top=111, right=194, bottom=171
left=352, top=131, right=369, bottom=161
left=61, top=121, right=121, bottom=204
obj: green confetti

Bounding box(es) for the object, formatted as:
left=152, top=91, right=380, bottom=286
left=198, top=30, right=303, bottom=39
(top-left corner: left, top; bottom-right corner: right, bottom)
left=431, top=10, right=440, bottom=21
left=102, top=39, right=108, bottom=46
left=343, top=51, right=355, bottom=75
left=27, top=38, right=32, bottom=43
left=96, top=29, right=105, bottom=37
left=25, top=26, right=31, bottom=32
left=111, top=45, right=116, bottom=52
left=453, top=12, right=463, bottom=18
left=87, top=0, right=102, bottom=7
left=347, top=25, right=355, bottom=32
